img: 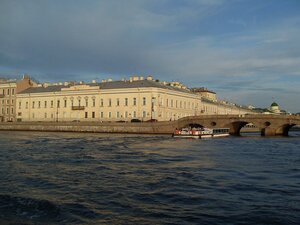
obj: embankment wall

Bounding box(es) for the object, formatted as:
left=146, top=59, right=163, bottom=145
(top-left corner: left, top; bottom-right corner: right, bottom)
left=0, top=122, right=176, bottom=134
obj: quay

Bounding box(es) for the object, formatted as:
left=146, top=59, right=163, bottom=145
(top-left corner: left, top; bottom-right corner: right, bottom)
left=0, top=115, right=299, bottom=136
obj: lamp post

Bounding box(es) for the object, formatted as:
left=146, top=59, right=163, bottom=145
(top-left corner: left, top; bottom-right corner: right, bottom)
left=56, top=99, right=59, bottom=122
left=151, top=97, right=155, bottom=120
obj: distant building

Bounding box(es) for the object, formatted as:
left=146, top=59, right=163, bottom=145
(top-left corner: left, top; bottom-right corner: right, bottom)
left=269, top=102, right=281, bottom=114
left=259, top=102, right=285, bottom=115
left=16, top=76, right=255, bottom=122
left=190, top=87, right=217, bottom=102
left=0, top=75, right=37, bottom=122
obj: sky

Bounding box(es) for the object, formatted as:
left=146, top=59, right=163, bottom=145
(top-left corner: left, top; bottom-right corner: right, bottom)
left=0, top=0, right=300, bottom=112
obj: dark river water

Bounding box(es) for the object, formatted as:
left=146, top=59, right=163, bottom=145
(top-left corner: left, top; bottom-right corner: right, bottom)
left=0, top=131, right=300, bottom=225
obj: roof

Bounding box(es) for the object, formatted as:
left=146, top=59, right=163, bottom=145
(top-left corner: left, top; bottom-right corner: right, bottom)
left=18, top=80, right=193, bottom=94
left=271, top=102, right=279, bottom=107
left=0, top=79, right=17, bottom=84
left=19, top=85, right=66, bottom=94
left=190, top=87, right=216, bottom=94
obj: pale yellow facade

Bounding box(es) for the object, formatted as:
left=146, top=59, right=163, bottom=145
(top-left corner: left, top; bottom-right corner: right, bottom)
left=16, top=79, right=255, bottom=122
left=17, top=83, right=204, bottom=122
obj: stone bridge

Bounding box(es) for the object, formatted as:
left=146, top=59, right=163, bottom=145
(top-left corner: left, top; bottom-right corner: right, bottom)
left=172, top=114, right=300, bottom=136
left=0, top=114, right=299, bottom=136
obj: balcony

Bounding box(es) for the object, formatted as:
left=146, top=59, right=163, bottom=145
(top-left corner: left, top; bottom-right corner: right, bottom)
left=72, top=106, right=85, bottom=110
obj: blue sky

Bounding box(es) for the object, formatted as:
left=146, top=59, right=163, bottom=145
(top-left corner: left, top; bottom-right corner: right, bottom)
left=0, top=0, right=300, bottom=112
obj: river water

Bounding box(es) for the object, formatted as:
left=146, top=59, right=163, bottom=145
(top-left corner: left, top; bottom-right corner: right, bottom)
left=0, top=131, right=299, bottom=225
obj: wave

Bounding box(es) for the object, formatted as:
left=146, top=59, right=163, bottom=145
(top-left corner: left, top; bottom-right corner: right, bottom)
left=0, top=194, right=61, bottom=224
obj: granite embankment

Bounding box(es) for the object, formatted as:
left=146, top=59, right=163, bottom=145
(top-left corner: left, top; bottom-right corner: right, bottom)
left=0, top=122, right=176, bottom=134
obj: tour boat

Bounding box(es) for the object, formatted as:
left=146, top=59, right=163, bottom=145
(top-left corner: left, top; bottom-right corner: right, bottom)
left=172, top=127, right=230, bottom=139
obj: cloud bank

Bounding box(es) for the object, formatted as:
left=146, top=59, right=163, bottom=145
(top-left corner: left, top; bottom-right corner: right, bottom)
left=0, top=0, right=299, bottom=112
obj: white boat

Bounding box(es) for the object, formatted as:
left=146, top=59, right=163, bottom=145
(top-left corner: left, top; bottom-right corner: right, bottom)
left=172, top=127, right=230, bottom=139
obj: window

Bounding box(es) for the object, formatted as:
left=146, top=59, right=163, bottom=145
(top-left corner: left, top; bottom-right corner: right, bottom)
left=133, top=111, right=136, bottom=118
left=11, top=108, right=13, bottom=114
left=92, top=99, right=95, bottom=107
left=18, top=101, right=21, bottom=109
left=44, top=101, right=47, bottom=108
left=38, top=101, right=41, bottom=108
left=78, top=99, right=81, bottom=106
left=71, top=100, right=74, bottom=107
left=100, top=99, right=103, bottom=107
left=92, top=112, right=95, bottom=118
left=133, top=98, right=137, bottom=106
left=108, top=112, right=112, bottom=118
left=116, top=111, right=120, bottom=118
left=125, top=98, right=128, bottom=106
left=171, top=100, right=173, bottom=107
left=18, top=112, right=22, bottom=116
left=85, top=112, right=88, bottom=118
left=51, top=101, right=54, bottom=108
left=108, top=99, right=112, bottom=107
left=143, top=111, right=146, bottom=118
left=85, top=99, right=88, bottom=107
left=12, top=89, right=15, bottom=95
left=116, top=98, right=120, bottom=106
left=7, top=89, right=10, bottom=95
left=6, top=108, right=9, bottom=114
left=143, top=97, right=146, bottom=106
left=64, top=100, right=67, bottom=108
left=26, top=102, right=28, bottom=109
left=100, top=112, right=104, bottom=118
left=57, top=100, right=60, bottom=108
left=32, top=101, right=35, bottom=109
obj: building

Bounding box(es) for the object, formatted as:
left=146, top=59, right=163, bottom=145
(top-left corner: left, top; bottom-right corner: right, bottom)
left=269, top=102, right=281, bottom=114
left=0, top=75, right=36, bottom=122
left=191, top=87, right=217, bottom=101
left=16, top=76, right=255, bottom=122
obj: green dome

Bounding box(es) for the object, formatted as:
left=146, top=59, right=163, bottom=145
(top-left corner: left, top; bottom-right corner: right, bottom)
left=271, top=102, right=279, bottom=107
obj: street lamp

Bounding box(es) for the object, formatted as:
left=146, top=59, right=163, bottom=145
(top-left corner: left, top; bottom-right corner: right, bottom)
left=151, top=97, right=155, bottom=120
left=56, top=100, right=59, bottom=122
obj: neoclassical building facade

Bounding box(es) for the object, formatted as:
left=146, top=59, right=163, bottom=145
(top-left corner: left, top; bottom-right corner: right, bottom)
left=0, top=75, right=36, bottom=122
left=16, top=77, right=254, bottom=122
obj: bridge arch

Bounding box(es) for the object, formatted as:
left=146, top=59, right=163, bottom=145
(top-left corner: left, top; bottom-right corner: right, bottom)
left=225, top=120, right=260, bottom=136
left=275, top=123, right=297, bottom=136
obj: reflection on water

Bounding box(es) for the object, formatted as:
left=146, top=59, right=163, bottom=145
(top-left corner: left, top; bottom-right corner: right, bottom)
left=0, top=131, right=300, bottom=225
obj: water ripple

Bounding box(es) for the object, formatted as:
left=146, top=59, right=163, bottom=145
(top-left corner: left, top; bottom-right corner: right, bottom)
left=0, top=131, right=300, bottom=224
